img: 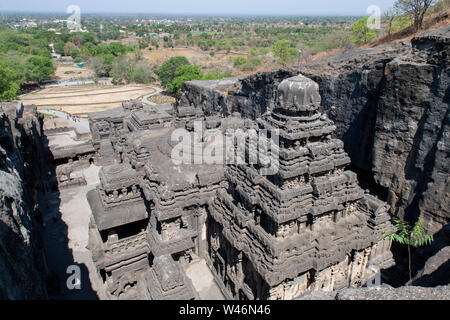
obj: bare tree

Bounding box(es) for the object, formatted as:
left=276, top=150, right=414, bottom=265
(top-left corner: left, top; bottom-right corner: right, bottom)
left=394, top=0, right=437, bottom=31
left=88, top=57, right=107, bottom=77
left=384, top=7, right=400, bottom=35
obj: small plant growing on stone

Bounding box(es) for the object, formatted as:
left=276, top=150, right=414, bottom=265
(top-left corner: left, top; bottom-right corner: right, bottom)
left=384, top=218, right=434, bottom=284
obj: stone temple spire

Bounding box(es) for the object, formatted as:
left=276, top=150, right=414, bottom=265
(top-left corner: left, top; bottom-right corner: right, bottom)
left=276, top=75, right=321, bottom=113
left=207, top=75, right=395, bottom=300
left=257, top=75, right=349, bottom=187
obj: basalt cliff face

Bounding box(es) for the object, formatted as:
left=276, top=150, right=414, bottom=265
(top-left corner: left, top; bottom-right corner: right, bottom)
left=0, top=102, right=48, bottom=299
left=304, top=27, right=449, bottom=235
left=177, top=26, right=449, bottom=235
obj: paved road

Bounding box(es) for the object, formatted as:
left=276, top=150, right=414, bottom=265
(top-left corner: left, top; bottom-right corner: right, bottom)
left=141, top=86, right=164, bottom=105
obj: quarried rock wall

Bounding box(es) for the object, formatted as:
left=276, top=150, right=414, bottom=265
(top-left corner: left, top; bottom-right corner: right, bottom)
left=0, top=102, right=48, bottom=299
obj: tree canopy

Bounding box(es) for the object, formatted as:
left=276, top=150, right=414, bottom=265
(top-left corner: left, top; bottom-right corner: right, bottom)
left=0, top=64, right=20, bottom=102
left=270, top=40, right=299, bottom=66
left=108, top=53, right=154, bottom=85
left=26, top=55, right=54, bottom=82
left=167, top=64, right=204, bottom=94
left=350, top=17, right=377, bottom=45
left=384, top=218, right=434, bottom=283
left=155, top=56, right=190, bottom=89
left=0, top=30, right=55, bottom=101
left=155, top=55, right=233, bottom=93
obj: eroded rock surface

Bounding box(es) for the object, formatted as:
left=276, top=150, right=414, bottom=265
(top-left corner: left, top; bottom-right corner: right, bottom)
left=297, top=285, right=450, bottom=300
left=0, top=102, right=47, bottom=299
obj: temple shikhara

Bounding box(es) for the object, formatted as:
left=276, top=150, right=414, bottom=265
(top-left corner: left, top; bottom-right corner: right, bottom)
left=84, top=75, right=395, bottom=299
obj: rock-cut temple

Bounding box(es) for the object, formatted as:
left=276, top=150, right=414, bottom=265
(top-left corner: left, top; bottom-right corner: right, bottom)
left=86, top=75, right=395, bottom=299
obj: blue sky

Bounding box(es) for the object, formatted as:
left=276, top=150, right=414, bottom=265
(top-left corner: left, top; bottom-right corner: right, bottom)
left=0, top=0, right=396, bottom=16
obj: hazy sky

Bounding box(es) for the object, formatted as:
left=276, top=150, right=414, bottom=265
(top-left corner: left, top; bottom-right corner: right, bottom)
left=0, top=0, right=396, bottom=16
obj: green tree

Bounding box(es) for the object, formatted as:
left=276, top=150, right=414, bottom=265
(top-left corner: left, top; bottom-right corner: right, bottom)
left=0, top=29, right=55, bottom=88
left=63, top=42, right=76, bottom=56
left=139, top=39, right=149, bottom=50
left=384, top=219, right=434, bottom=283
left=270, top=40, right=299, bottom=66
left=81, top=43, right=96, bottom=60
left=351, top=17, right=377, bottom=45
left=151, top=38, right=159, bottom=49
left=233, top=56, right=247, bottom=67
left=248, top=48, right=258, bottom=57
left=0, top=64, right=20, bottom=101
left=25, top=55, right=54, bottom=82
left=167, top=64, right=203, bottom=94
left=53, top=40, right=65, bottom=55
left=70, top=48, right=81, bottom=62
left=155, top=56, right=190, bottom=89
left=243, top=57, right=262, bottom=71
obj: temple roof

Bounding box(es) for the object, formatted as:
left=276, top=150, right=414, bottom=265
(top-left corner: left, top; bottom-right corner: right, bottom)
left=89, top=107, right=125, bottom=122
left=277, top=75, right=321, bottom=112
left=87, top=188, right=148, bottom=231
left=130, top=108, right=172, bottom=126
left=99, top=163, right=142, bottom=191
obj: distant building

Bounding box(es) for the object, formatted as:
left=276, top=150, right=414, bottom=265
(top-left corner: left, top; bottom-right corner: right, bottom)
left=21, top=81, right=40, bottom=91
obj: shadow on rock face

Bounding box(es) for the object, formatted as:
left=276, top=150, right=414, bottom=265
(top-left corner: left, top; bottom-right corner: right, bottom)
left=40, top=135, right=98, bottom=300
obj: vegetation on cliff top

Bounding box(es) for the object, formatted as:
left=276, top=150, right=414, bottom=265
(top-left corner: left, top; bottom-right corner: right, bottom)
left=0, top=30, right=54, bottom=101
left=0, top=0, right=447, bottom=100
left=156, top=56, right=232, bottom=93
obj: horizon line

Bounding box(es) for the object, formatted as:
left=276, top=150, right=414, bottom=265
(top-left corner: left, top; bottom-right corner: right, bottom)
left=0, top=10, right=366, bottom=17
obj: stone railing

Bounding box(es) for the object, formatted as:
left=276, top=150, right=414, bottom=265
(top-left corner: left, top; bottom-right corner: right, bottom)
left=104, top=232, right=149, bottom=257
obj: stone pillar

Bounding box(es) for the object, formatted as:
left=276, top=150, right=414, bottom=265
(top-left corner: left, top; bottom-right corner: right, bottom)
left=107, top=229, right=118, bottom=243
